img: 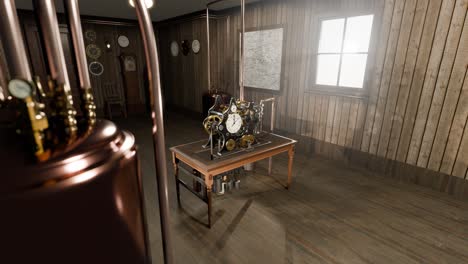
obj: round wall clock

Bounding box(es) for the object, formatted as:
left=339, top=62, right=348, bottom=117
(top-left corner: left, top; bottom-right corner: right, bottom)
left=192, top=39, right=200, bottom=54
left=84, top=30, right=96, bottom=42
left=181, top=40, right=190, bottom=56
left=118, top=35, right=130, bottom=48
left=89, top=61, right=104, bottom=76
left=170, top=41, right=179, bottom=57
left=86, top=44, right=101, bottom=60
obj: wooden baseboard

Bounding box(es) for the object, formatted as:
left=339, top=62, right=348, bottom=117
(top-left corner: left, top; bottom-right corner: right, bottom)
left=275, top=130, right=468, bottom=200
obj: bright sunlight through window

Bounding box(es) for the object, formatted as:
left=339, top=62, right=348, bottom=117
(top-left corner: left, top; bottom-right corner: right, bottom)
left=315, top=15, right=374, bottom=88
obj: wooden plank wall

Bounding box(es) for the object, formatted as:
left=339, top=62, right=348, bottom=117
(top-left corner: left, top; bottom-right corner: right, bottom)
left=157, top=0, right=468, bottom=180
left=157, top=16, right=218, bottom=113
left=17, top=12, right=147, bottom=116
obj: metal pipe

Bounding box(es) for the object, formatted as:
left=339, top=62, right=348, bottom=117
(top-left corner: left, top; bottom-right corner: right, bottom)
left=34, top=0, right=72, bottom=88
left=0, top=0, right=33, bottom=80
left=64, top=0, right=90, bottom=90
left=0, top=53, right=8, bottom=101
left=206, top=7, right=211, bottom=93
left=63, top=0, right=96, bottom=130
left=133, top=1, right=174, bottom=263
left=239, top=0, right=245, bottom=101
left=34, top=0, right=77, bottom=144
left=259, top=97, right=276, bottom=175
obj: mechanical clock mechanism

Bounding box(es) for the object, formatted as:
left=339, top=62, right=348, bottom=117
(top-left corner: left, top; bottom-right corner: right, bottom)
left=203, top=96, right=263, bottom=158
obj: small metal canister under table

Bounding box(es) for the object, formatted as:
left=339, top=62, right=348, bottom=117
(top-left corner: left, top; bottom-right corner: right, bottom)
left=170, top=132, right=297, bottom=228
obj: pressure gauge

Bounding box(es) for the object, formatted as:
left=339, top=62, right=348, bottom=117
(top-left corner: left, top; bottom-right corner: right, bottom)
left=8, top=79, right=32, bottom=99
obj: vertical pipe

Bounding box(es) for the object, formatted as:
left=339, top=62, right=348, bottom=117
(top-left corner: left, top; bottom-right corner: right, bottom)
left=206, top=7, right=211, bottom=93
left=34, top=0, right=72, bottom=88
left=268, top=99, right=276, bottom=174
left=64, top=0, right=96, bottom=130
left=133, top=1, right=174, bottom=263
left=64, top=0, right=90, bottom=90
left=0, top=53, right=8, bottom=101
left=0, top=0, right=33, bottom=81
left=34, top=0, right=77, bottom=144
left=239, top=0, right=245, bottom=101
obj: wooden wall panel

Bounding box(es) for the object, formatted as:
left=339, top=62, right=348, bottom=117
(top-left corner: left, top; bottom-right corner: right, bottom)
left=395, top=0, right=443, bottom=162
left=406, top=0, right=457, bottom=165
left=158, top=0, right=468, bottom=180
left=157, top=16, right=217, bottom=113
left=386, top=0, right=430, bottom=160
left=18, top=12, right=147, bottom=117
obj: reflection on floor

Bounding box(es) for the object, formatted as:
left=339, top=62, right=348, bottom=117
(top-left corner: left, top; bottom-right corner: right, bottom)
left=117, top=112, right=468, bottom=264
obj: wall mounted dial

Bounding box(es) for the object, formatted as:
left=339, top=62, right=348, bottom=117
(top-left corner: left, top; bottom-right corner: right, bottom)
left=192, top=39, right=200, bottom=54
left=86, top=44, right=101, bottom=60
left=170, top=41, right=179, bottom=57
left=89, top=61, right=104, bottom=76
left=118, top=35, right=130, bottom=48
left=85, top=30, right=96, bottom=42
left=181, top=40, right=190, bottom=56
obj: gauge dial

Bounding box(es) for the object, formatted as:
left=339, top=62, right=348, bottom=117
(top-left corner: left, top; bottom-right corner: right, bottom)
left=226, top=113, right=242, bottom=134
left=8, top=79, right=32, bottom=99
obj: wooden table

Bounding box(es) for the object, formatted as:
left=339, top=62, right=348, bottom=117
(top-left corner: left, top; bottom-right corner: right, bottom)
left=170, top=133, right=297, bottom=228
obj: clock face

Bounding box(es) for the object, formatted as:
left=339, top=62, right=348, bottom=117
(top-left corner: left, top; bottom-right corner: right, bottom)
left=170, top=41, right=179, bottom=57
left=85, top=30, right=96, bottom=42
left=8, top=79, right=32, bottom=99
left=226, top=113, right=242, bottom=134
left=181, top=40, right=190, bottom=56
left=86, top=44, right=101, bottom=60
left=192, top=39, right=200, bottom=54
left=89, top=61, right=104, bottom=76
left=118, top=35, right=130, bottom=47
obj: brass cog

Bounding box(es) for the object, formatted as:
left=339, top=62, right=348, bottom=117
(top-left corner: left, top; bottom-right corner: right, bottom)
left=225, top=139, right=236, bottom=151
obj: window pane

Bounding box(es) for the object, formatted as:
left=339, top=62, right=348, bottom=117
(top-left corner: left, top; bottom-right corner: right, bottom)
left=343, top=15, right=374, bottom=53
left=339, top=54, right=368, bottom=88
left=318, top=18, right=345, bottom=53
left=316, top=54, right=340, bottom=86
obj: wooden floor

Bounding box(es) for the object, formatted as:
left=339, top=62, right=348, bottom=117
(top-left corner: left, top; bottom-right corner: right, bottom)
left=117, top=112, right=468, bottom=264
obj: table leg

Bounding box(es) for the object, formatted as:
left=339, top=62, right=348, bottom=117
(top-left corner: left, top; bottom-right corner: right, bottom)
left=207, top=187, right=212, bottom=228
left=268, top=157, right=273, bottom=176
left=205, top=174, right=214, bottom=228
left=172, top=153, right=180, bottom=205
left=287, top=146, right=295, bottom=189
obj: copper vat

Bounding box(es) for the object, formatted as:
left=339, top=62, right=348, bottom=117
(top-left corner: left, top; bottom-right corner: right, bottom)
left=0, top=120, right=149, bottom=263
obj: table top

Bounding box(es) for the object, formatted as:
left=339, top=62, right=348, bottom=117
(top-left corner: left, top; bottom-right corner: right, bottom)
left=170, top=133, right=297, bottom=175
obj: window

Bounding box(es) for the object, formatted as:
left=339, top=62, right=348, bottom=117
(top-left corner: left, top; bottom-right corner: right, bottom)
left=315, top=15, right=374, bottom=89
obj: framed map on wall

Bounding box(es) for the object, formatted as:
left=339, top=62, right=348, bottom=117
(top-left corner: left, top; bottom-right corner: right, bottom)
left=243, top=26, right=284, bottom=91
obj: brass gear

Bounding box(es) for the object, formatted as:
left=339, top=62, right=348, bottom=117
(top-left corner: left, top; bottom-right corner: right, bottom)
left=203, top=115, right=222, bottom=134
left=225, top=139, right=236, bottom=151
left=240, top=134, right=255, bottom=148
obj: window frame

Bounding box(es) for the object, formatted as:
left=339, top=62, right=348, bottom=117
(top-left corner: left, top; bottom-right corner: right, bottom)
left=310, top=13, right=376, bottom=98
